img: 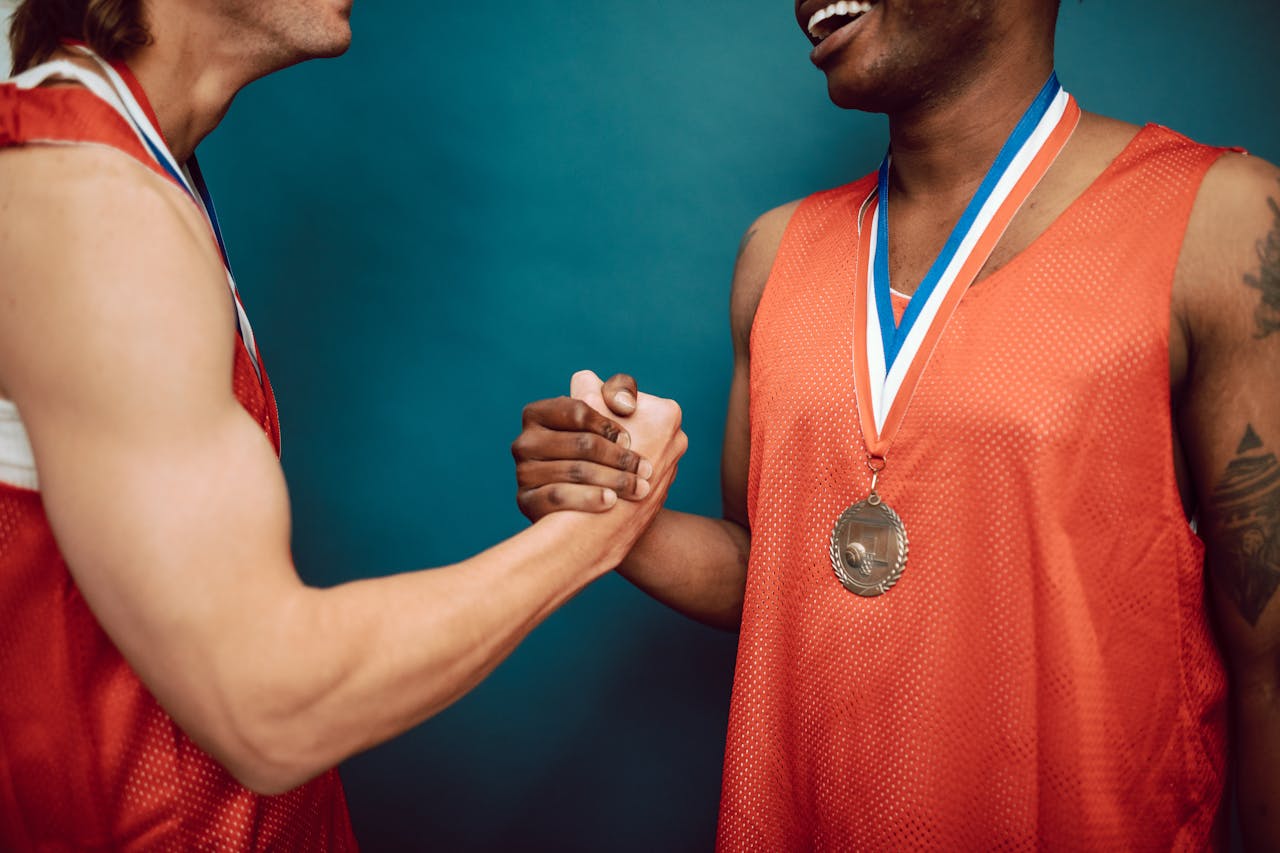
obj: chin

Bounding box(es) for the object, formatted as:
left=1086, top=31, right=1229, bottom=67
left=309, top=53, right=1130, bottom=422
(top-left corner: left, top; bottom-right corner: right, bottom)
left=319, top=27, right=353, bottom=58
left=301, top=16, right=353, bottom=60
left=823, top=71, right=899, bottom=114
left=819, top=50, right=936, bottom=115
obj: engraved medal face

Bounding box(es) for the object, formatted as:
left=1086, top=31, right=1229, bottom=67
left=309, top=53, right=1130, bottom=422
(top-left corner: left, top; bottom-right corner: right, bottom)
left=830, top=497, right=909, bottom=597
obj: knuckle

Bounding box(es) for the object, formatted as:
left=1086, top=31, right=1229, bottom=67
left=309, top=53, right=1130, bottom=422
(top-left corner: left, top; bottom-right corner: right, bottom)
left=522, top=399, right=552, bottom=427
left=567, top=463, right=586, bottom=484
left=569, top=401, right=592, bottom=429
left=617, top=450, right=636, bottom=471
left=547, top=486, right=565, bottom=507
left=573, top=432, right=595, bottom=456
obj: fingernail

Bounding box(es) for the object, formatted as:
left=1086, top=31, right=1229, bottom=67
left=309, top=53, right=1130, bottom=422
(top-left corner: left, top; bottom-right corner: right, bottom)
left=615, top=392, right=637, bottom=412
left=634, top=479, right=651, bottom=499
left=602, top=489, right=617, bottom=507
left=617, top=432, right=631, bottom=449
left=638, top=460, right=653, bottom=480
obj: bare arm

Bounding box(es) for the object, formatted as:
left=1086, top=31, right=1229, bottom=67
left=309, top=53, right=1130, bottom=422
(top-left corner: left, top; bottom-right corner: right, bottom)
left=1176, top=153, right=1280, bottom=852
left=511, top=202, right=799, bottom=631
left=0, top=146, right=687, bottom=796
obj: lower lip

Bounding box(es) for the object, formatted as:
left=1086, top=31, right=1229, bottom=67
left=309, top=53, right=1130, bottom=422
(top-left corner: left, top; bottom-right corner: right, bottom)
left=809, top=12, right=872, bottom=67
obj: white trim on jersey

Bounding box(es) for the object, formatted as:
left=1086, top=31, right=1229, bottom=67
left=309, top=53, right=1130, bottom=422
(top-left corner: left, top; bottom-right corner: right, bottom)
left=0, top=399, right=37, bottom=491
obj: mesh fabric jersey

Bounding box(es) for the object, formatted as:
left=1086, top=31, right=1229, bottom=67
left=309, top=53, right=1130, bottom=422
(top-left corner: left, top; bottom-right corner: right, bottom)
left=717, top=125, right=1230, bottom=851
left=0, top=68, right=357, bottom=849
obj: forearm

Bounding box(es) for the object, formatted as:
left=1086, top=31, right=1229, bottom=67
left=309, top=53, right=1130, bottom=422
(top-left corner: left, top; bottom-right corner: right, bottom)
left=616, top=509, right=749, bottom=631
left=214, top=512, right=625, bottom=793
left=1235, top=677, right=1280, bottom=852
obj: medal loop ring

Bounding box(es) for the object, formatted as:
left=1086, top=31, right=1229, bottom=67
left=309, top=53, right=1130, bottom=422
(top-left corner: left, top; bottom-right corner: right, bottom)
left=866, top=455, right=886, bottom=502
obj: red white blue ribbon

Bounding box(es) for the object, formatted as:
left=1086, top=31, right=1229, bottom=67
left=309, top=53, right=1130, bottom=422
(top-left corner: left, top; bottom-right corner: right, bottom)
left=853, top=74, right=1081, bottom=457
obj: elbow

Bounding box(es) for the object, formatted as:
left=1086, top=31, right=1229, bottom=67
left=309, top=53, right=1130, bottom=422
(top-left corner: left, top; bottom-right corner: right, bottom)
left=227, top=764, right=322, bottom=798
left=211, top=705, right=335, bottom=796
left=194, top=650, right=342, bottom=794
left=223, top=757, right=309, bottom=798
left=204, top=590, right=346, bottom=795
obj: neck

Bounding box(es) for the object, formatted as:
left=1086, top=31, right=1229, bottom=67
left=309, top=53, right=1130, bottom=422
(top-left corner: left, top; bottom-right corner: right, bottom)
left=885, top=53, right=1056, bottom=205
left=118, top=7, right=283, bottom=162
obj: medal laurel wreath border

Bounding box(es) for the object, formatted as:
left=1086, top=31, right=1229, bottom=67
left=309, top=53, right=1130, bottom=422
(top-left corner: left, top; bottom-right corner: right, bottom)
left=829, top=501, right=910, bottom=597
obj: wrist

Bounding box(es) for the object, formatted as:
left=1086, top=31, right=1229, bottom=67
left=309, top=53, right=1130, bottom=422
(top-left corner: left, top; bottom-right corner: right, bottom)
left=532, top=509, right=633, bottom=579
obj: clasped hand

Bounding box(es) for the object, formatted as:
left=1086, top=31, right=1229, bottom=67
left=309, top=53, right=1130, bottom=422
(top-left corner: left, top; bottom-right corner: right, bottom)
left=512, top=371, right=685, bottom=523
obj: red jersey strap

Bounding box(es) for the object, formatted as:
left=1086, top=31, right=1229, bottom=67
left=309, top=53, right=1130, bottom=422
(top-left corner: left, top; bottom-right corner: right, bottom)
left=0, top=83, right=170, bottom=185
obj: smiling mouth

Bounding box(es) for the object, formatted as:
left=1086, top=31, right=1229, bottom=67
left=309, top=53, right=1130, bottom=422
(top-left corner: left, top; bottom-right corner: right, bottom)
left=806, top=1, right=879, bottom=46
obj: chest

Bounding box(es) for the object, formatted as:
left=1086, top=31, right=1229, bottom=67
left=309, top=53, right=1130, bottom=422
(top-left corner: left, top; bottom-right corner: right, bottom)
left=748, top=201, right=1178, bottom=481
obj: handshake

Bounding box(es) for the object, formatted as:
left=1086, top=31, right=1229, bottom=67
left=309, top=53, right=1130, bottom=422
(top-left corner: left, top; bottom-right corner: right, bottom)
left=511, top=370, right=688, bottom=553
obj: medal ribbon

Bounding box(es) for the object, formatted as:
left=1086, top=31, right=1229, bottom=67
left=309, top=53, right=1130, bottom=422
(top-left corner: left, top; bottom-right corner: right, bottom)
left=10, top=47, right=264, bottom=381
left=853, top=74, right=1080, bottom=458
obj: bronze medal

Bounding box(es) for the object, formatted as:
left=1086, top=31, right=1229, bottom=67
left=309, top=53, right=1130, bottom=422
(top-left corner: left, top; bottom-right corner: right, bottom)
left=830, top=493, right=908, bottom=597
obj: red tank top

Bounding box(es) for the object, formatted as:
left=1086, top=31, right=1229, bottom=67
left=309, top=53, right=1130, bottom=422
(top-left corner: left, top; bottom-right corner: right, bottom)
left=0, top=65, right=357, bottom=850
left=719, top=125, right=1229, bottom=850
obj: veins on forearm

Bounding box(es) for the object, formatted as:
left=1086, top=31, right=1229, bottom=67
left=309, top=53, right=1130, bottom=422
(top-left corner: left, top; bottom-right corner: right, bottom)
left=1244, top=180, right=1280, bottom=338
left=1209, top=425, right=1280, bottom=626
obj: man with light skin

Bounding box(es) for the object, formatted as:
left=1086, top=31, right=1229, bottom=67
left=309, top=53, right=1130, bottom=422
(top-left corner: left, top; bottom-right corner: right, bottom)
left=513, top=0, right=1279, bottom=848
left=0, top=1, right=685, bottom=848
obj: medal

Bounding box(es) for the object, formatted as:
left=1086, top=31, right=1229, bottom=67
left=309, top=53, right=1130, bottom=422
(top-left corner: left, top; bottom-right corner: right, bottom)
left=831, top=458, right=908, bottom=596
left=831, top=74, right=1081, bottom=596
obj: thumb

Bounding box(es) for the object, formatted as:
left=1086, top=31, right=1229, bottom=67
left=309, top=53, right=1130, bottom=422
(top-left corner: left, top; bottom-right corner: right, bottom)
left=570, top=369, right=604, bottom=402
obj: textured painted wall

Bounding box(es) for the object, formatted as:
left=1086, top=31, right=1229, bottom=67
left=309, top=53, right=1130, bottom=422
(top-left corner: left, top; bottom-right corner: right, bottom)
left=194, top=2, right=1279, bottom=850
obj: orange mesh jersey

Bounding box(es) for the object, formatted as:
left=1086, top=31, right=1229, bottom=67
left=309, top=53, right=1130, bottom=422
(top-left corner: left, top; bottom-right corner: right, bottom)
left=719, top=126, right=1230, bottom=850
left=0, top=71, right=357, bottom=849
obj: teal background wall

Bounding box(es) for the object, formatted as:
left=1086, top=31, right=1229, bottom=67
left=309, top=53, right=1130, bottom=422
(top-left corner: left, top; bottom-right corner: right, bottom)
left=199, top=2, right=1279, bottom=850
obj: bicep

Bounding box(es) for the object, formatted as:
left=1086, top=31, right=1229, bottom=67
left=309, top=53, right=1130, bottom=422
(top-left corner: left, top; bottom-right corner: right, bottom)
left=0, top=151, right=302, bottom=741
left=720, top=201, right=800, bottom=527
left=1178, top=154, right=1280, bottom=668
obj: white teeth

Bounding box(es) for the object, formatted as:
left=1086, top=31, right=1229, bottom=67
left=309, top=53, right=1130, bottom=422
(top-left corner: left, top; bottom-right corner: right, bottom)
left=807, top=1, right=875, bottom=39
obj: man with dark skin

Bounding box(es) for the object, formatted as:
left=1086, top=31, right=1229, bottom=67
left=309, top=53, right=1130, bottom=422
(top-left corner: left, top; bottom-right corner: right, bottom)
left=511, top=0, right=1279, bottom=847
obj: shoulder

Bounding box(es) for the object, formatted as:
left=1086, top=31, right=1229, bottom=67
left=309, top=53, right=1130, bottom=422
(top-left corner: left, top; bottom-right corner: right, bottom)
left=0, top=143, right=217, bottom=283
left=1187, top=149, right=1278, bottom=244
left=1177, top=151, right=1280, bottom=346
left=0, top=144, right=234, bottom=402
left=0, top=142, right=203, bottom=230
left=729, top=199, right=804, bottom=350
left=736, top=200, right=804, bottom=284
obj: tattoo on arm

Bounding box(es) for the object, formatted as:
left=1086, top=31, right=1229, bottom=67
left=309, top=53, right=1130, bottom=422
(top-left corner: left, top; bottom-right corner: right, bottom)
left=1209, top=425, right=1280, bottom=626
left=1243, top=180, right=1280, bottom=338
